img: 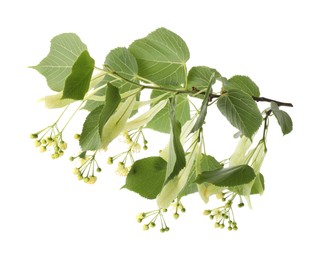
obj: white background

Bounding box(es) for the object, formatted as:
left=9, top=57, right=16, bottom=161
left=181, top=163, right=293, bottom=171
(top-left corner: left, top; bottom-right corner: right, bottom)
left=1, top=0, right=327, bottom=259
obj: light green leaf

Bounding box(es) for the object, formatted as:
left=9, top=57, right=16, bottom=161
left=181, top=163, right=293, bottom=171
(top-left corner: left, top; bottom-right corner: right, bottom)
left=101, top=95, right=137, bottom=148
left=223, top=75, right=260, bottom=97
left=63, top=50, right=95, bottom=100
left=187, top=66, right=221, bottom=91
left=40, top=92, right=74, bottom=109
left=190, top=73, right=215, bottom=133
left=98, top=84, right=121, bottom=136
left=104, top=47, right=139, bottom=94
left=79, top=106, right=103, bottom=151
left=129, top=27, right=190, bottom=86
left=195, top=164, right=256, bottom=187
left=124, top=99, right=167, bottom=131
left=271, top=102, right=293, bottom=135
left=217, top=90, right=263, bottom=138
left=122, top=157, right=167, bottom=199
left=31, top=33, right=87, bottom=92
left=147, top=93, right=190, bottom=133
left=165, top=98, right=186, bottom=183
left=157, top=144, right=198, bottom=209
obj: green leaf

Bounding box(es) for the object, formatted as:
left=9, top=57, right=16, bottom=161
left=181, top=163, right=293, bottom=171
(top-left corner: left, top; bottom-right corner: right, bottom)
left=79, top=106, right=103, bottom=151
left=31, top=33, right=88, bottom=92
left=195, top=164, right=256, bottom=187
left=271, top=102, right=293, bottom=135
left=122, top=157, right=167, bottom=199
left=201, top=154, right=223, bottom=172
left=190, top=73, right=215, bottom=133
left=251, top=173, right=265, bottom=195
left=217, top=90, right=263, bottom=138
left=147, top=93, right=190, bottom=133
left=165, top=98, right=186, bottom=182
left=187, top=66, right=221, bottom=91
left=62, top=50, right=95, bottom=100
left=157, top=144, right=198, bottom=208
left=223, top=75, right=260, bottom=97
left=178, top=154, right=223, bottom=199
left=129, top=27, right=190, bottom=86
left=104, top=47, right=139, bottom=94
left=101, top=94, right=137, bottom=148
left=98, top=83, right=121, bottom=136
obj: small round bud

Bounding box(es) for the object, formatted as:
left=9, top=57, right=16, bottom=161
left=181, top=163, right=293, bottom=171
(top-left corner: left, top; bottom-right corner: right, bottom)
left=96, top=167, right=102, bottom=172
left=209, top=215, right=214, bottom=220
left=107, top=157, right=113, bottom=165
left=144, top=140, right=148, bottom=144
left=173, top=213, right=179, bottom=219
left=160, top=228, right=165, bottom=233
left=143, top=224, right=149, bottom=231
left=143, top=145, right=148, bottom=150
left=203, top=210, right=211, bottom=216
left=83, top=177, right=90, bottom=183
left=73, top=168, right=81, bottom=175
left=220, top=224, right=225, bottom=229
left=181, top=207, right=186, bottom=213
left=39, top=146, right=47, bottom=153
left=238, top=202, right=244, bottom=208
left=149, top=222, right=156, bottom=228
left=214, top=222, right=220, bottom=228
left=69, top=156, right=74, bottom=162
left=233, top=226, right=238, bottom=231
left=165, top=227, right=170, bottom=232
left=30, top=133, right=38, bottom=139
left=34, top=140, right=41, bottom=147
left=58, top=150, right=64, bottom=157
left=162, top=208, right=168, bottom=213
left=136, top=218, right=142, bottom=223
left=51, top=153, right=59, bottom=159
left=228, top=226, right=232, bottom=231
left=74, top=134, right=80, bottom=140
left=77, top=174, right=83, bottom=181
left=41, top=139, right=47, bottom=145
left=59, top=141, right=67, bottom=150
left=87, top=176, right=97, bottom=184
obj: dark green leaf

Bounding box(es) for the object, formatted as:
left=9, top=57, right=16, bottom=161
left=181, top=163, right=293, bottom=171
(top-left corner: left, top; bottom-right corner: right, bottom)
left=31, top=33, right=88, bottom=92
left=217, top=90, right=262, bottom=138
left=122, top=157, right=167, bottom=199
left=223, top=75, right=260, bottom=97
left=190, top=73, right=215, bottom=133
left=195, top=164, right=256, bottom=187
left=98, top=83, right=121, bottom=136
left=271, top=102, right=293, bottom=135
left=187, top=66, right=221, bottom=91
left=147, top=92, right=190, bottom=133
left=79, top=106, right=103, bottom=151
left=165, top=98, right=186, bottom=182
left=129, top=27, right=190, bottom=86
left=62, top=50, right=95, bottom=100
left=251, top=173, right=265, bottom=195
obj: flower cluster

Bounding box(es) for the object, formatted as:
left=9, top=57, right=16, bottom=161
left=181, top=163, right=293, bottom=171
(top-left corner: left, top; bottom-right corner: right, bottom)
left=70, top=151, right=101, bottom=184
left=107, top=129, right=148, bottom=176
left=203, top=191, right=243, bottom=231
left=30, top=124, right=67, bottom=159
left=136, top=209, right=170, bottom=233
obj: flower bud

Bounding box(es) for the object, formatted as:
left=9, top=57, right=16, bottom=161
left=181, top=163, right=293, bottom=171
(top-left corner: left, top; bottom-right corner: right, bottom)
left=87, top=176, right=97, bottom=184
left=30, top=133, right=38, bottom=139
left=34, top=140, right=41, bottom=147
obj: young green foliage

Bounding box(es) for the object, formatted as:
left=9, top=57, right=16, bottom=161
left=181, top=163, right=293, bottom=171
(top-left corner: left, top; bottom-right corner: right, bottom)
left=30, top=27, right=293, bottom=232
